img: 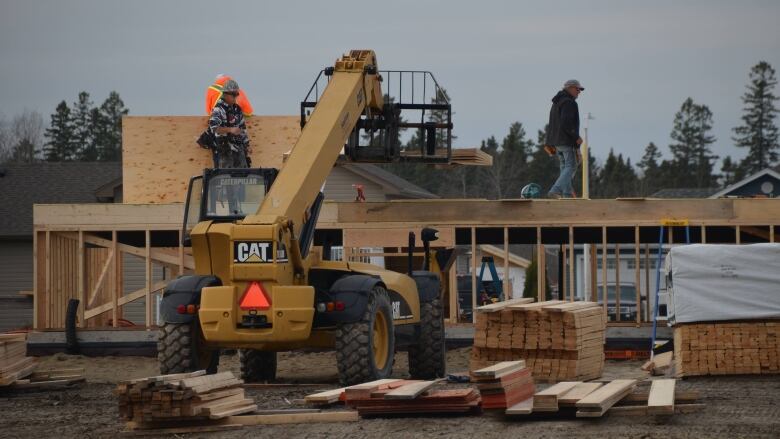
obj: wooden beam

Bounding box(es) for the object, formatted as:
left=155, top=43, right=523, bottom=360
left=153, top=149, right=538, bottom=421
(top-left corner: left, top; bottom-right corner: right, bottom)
left=647, top=379, right=675, bottom=415
left=112, top=230, right=119, bottom=328
left=226, top=410, right=358, bottom=425
left=615, top=243, right=621, bottom=323
left=576, top=379, right=637, bottom=417
left=503, top=227, right=510, bottom=299
left=702, top=225, right=707, bottom=243
left=736, top=225, right=741, bottom=244
left=448, top=260, right=457, bottom=322
left=45, top=230, right=51, bottom=328
left=568, top=226, right=574, bottom=301
left=471, top=227, right=477, bottom=323
left=86, top=248, right=114, bottom=308
left=78, top=230, right=85, bottom=328
left=536, top=227, right=542, bottom=302
left=601, top=227, right=607, bottom=317
left=771, top=225, right=775, bottom=243
left=635, top=226, right=641, bottom=326
left=84, top=281, right=167, bottom=320
left=145, top=230, right=152, bottom=327
left=384, top=380, right=439, bottom=399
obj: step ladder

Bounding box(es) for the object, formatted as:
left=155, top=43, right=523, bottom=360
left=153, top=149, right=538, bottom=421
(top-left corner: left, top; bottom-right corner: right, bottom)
left=477, top=256, right=504, bottom=302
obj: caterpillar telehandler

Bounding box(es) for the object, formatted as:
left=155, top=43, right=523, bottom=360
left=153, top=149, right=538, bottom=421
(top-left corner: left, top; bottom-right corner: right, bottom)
left=157, top=50, right=455, bottom=385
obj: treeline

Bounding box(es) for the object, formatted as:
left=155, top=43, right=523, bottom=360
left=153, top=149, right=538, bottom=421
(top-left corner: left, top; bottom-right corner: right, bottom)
left=386, top=61, right=779, bottom=198
left=0, top=91, right=128, bottom=164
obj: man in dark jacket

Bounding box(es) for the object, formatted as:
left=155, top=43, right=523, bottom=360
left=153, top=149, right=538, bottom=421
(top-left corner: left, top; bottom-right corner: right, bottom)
left=545, top=79, right=584, bottom=198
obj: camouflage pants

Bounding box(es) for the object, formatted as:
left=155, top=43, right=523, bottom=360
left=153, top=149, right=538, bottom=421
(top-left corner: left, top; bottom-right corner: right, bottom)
left=215, top=147, right=248, bottom=169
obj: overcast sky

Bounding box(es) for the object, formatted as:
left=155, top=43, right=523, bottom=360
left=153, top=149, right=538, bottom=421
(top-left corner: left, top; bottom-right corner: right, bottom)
left=1, top=0, right=779, bottom=167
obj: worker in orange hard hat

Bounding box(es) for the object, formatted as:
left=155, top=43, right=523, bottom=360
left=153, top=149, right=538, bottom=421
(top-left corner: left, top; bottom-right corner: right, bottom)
left=205, top=74, right=254, bottom=116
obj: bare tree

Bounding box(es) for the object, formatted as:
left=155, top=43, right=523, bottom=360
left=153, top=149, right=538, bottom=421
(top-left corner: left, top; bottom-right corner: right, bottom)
left=0, top=113, right=10, bottom=163
left=9, top=110, right=44, bottom=163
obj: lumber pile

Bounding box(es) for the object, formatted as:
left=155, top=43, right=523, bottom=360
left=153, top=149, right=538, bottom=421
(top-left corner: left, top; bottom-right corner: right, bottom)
left=506, top=378, right=702, bottom=418
left=0, top=333, right=36, bottom=386
left=115, top=371, right=256, bottom=426
left=471, top=361, right=535, bottom=409
left=673, top=321, right=780, bottom=376
left=451, top=148, right=493, bottom=166
left=315, top=378, right=481, bottom=416
left=471, top=301, right=607, bottom=381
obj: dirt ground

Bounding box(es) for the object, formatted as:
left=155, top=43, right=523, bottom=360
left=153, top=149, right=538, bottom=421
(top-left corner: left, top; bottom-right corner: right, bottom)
left=1, top=348, right=779, bottom=439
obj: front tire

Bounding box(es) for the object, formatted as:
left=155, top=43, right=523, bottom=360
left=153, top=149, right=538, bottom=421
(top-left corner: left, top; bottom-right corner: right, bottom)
left=408, top=298, right=445, bottom=379
left=158, top=320, right=219, bottom=375
left=239, top=349, right=277, bottom=382
left=335, top=285, right=395, bottom=386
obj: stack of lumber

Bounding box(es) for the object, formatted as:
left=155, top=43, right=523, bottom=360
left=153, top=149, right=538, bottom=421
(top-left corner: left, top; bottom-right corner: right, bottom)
left=471, top=361, right=535, bottom=409
left=673, top=321, right=780, bottom=376
left=115, top=371, right=256, bottom=425
left=506, top=378, right=701, bottom=418
left=471, top=301, right=607, bottom=381
left=0, top=333, right=36, bottom=386
left=311, top=378, right=480, bottom=416
left=451, top=148, right=493, bottom=166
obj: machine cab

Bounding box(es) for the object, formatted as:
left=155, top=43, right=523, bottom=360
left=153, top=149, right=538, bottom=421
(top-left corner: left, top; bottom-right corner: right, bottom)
left=182, top=167, right=278, bottom=245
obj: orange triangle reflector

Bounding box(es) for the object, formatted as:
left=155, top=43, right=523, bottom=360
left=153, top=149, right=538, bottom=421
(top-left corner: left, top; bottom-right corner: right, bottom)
left=239, top=281, right=271, bottom=310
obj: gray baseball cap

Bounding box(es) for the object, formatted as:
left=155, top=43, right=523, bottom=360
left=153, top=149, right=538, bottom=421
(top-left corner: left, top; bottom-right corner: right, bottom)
left=563, top=79, right=584, bottom=90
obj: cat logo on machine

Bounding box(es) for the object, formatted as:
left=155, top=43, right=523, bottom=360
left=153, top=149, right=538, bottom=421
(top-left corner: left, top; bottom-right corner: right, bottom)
left=233, top=241, right=286, bottom=263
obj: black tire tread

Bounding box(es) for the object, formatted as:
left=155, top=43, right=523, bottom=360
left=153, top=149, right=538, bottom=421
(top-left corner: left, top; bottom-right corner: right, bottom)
left=239, top=349, right=277, bottom=382
left=408, top=298, right=446, bottom=379
left=334, top=286, right=395, bottom=386
left=157, top=321, right=218, bottom=374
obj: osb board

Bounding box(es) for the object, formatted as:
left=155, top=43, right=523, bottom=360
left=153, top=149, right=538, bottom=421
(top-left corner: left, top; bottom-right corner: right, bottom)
left=122, top=116, right=300, bottom=204
left=343, top=227, right=454, bottom=248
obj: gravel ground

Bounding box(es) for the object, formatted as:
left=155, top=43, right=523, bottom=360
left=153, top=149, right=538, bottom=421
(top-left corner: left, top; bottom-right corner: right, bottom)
left=1, top=348, right=779, bottom=438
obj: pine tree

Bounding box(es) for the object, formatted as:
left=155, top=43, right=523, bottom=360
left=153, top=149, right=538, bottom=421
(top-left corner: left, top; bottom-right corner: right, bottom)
left=637, top=142, right=663, bottom=196
left=98, top=91, right=128, bottom=161
left=44, top=101, right=77, bottom=161
left=733, top=61, right=779, bottom=173
left=592, top=149, right=639, bottom=198
left=720, top=155, right=746, bottom=186
left=669, top=98, right=718, bottom=188
left=72, top=91, right=95, bottom=160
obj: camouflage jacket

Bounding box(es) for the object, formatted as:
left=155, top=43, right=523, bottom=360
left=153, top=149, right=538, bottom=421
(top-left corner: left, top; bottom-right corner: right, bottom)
left=208, top=98, right=249, bottom=151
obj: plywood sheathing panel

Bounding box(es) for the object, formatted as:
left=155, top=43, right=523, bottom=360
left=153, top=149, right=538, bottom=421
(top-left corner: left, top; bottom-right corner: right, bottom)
left=122, top=116, right=300, bottom=204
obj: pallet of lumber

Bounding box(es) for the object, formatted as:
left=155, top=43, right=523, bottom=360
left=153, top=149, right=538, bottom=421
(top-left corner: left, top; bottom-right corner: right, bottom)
left=471, top=361, right=535, bottom=409
left=115, top=371, right=257, bottom=428
left=673, top=321, right=780, bottom=376
left=0, top=333, right=36, bottom=386
left=471, top=301, right=606, bottom=381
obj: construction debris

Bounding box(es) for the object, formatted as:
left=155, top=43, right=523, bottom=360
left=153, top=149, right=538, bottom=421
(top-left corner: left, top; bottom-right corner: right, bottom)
left=642, top=351, right=673, bottom=376
left=115, top=371, right=256, bottom=428
left=673, top=321, right=780, bottom=376
left=0, top=333, right=35, bottom=386
left=471, top=361, right=535, bottom=409
left=471, top=301, right=606, bottom=381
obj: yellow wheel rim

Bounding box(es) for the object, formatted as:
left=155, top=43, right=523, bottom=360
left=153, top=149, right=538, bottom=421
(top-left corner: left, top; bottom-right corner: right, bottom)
left=372, top=311, right=389, bottom=370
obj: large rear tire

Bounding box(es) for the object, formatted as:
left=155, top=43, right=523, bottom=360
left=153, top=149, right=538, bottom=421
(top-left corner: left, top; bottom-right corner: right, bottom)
left=408, top=298, right=445, bottom=379
left=158, top=321, right=219, bottom=375
left=335, top=285, right=395, bottom=386
left=239, top=349, right=277, bottom=382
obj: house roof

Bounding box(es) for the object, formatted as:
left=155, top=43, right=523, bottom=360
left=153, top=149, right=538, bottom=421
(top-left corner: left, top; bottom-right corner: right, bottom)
left=650, top=187, right=720, bottom=199
left=0, top=162, right=121, bottom=237
left=709, top=168, right=780, bottom=198
left=340, top=163, right=438, bottom=199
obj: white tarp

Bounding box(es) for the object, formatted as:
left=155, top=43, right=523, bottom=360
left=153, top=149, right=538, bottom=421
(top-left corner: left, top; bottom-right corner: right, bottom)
left=666, top=243, right=780, bottom=324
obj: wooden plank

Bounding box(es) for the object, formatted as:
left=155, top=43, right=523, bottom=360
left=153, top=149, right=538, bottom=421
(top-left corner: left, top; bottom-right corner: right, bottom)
left=568, top=226, right=574, bottom=301
left=505, top=397, right=534, bottom=415
left=503, top=227, right=510, bottom=298
left=507, top=300, right=564, bottom=310
left=476, top=298, right=534, bottom=313
left=345, top=379, right=401, bottom=391
left=536, top=227, right=542, bottom=302
left=86, top=248, right=113, bottom=309
left=558, top=382, right=603, bottom=405
left=304, top=388, right=345, bottom=404
left=647, top=379, right=675, bottom=415
left=542, top=301, right=600, bottom=312
left=77, top=230, right=85, bottom=328
left=226, top=410, right=359, bottom=425
left=576, top=379, right=636, bottom=417
left=84, top=281, right=167, bottom=320
left=472, top=361, right=525, bottom=378
left=533, top=381, right=581, bottom=411
left=471, top=226, right=477, bottom=324
left=383, top=380, right=439, bottom=400
left=144, top=230, right=151, bottom=327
